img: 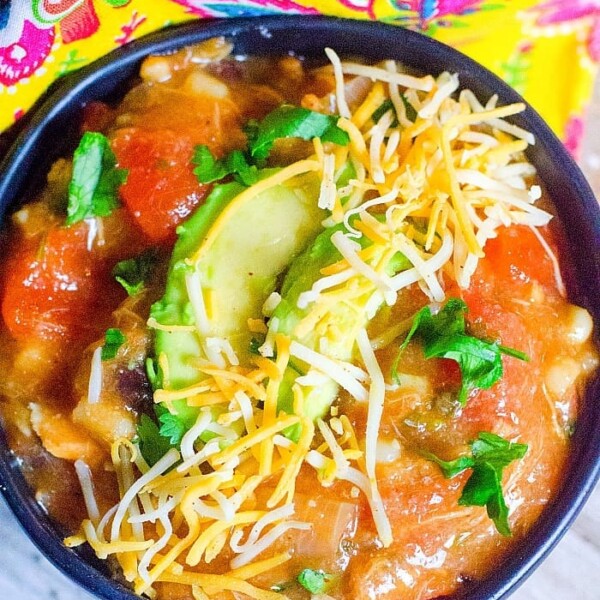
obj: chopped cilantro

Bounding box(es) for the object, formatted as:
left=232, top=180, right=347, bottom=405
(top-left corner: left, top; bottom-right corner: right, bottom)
left=158, top=410, right=186, bottom=445
left=113, top=249, right=158, bottom=296
left=136, top=414, right=173, bottom=467
left=101, top=328, right=125, bottom=361
left=371, top=98, right=399, bottom=127
left=297, top=569, right=331, bottom=594
left=400, top=94, right=418, bottom=122
left=247, top=105, right=350, bottom=161
left=135, top=405, right=186, bottom=466
left=392, top=298, right=528, bottom=404
left=193, top=106, right=349, bottom=185
left=249, top=337, right=262, bottom=355
left=424, top=432, right=528, bottom=536
left=371, top=95, right=416, bottom=125
left=66, top=131, right=127, bottom=225
left=193, top=145, right=259, bottom=186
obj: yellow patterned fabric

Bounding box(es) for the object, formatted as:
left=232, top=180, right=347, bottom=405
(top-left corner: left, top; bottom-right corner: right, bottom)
left=0, top=1, right=597, bottom=154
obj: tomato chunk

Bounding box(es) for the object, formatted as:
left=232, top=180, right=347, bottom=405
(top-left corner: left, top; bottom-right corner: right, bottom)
left=479, top=224, right=557, bottom=291
left=111, top=128, right=211, bottom=244
left=1, top=223, right=120, bottom=342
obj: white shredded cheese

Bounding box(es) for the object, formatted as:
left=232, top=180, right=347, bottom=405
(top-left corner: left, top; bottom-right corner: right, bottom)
left=74, top=459, right=100, bottom=525
left=87, top=346, right=103, bottom=404
left=110, top=448, right=180, bottom=543
left=205, top=337, right=240, bottom=368
left=330, top=230, right=394, bottom=297
left=229, top=520, right=311, bottom=569
left=185, top=269, right=210, bottom=336
left=418, top=72, right=459, bottom=119
left=290, top=340, right=368, bottom=402
left=325, top=48, right=351, bottom=119
left=318, top=153, right=338, bottom=210
left=528, top=225, right=566, bottom=297
left=340, top=61, right=434, bottom=92
left=317, top=419, right=349, bottom=476
left=180, top=410, right=213, bottom=462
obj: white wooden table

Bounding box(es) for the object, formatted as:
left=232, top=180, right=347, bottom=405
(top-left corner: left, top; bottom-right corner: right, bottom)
left=1, top=79, right=600, bottom=600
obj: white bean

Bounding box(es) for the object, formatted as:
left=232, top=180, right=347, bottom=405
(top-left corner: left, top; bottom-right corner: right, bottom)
left=185, top=70, right=229, bottom=99
left=545, top=357, right=582, bottom=399
left=140, top=56, right=172, bottom=83
left=566, top=305, right=594, bottom=344
left=376, top=438, right=401, bottom=464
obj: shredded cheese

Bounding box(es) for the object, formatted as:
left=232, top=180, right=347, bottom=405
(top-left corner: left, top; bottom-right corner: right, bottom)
left=73, top=53, right=554, bottom=599
left=87, top=346, right=103, bottom=404
left=355, top=329, right=393, bottom=547
left=74, top=459, right=100, bottom=525
left=290, top=340, right=368, bottom=402
left=325, top=48, right=351, bottom=119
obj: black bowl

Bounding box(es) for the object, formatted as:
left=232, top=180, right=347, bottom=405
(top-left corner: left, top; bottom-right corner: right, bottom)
left=0, top=15, right=599, bottom=600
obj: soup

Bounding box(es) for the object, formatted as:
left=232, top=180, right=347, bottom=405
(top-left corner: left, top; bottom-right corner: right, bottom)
left=0, top=37, right=597, bottom=600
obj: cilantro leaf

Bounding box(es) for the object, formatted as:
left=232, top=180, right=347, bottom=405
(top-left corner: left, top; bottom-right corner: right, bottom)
left=225, top=150, right=259, bottom=186
left=392, top=298, right=528, bottom=404
left=101, top=328, right=125, bottom=361
left=249, top=337, right=262, bottom=355
left=425, top=432, right=528, bottom=536
left=248, top=105, right=350, bottom=160
left=297, top=569, right=331, bottom=594
left=400, top=95, right=418, bottom=122
left=372, top=99, right=398, bottom=126
left=421, top=452, right=475, bottom=478
left=158, top=410, right=186, bottom=445
left=192, top=145, right=259, bottom=186
left=371, top=96, right=416, bottom=125
left=113, top=249, right=158, bottom=296
left=135, top=405, right=187, bottom=466
left=192, top=145, right=227, bottom=182
left=471, top=431, right=529, bottom=466
left=371, top=98, right=398, bottom=127
left=459, top=461, right=511, bottom=535
left=136, top=414, right=173, bottom=467
left=66, top=132, right=127, bottom=225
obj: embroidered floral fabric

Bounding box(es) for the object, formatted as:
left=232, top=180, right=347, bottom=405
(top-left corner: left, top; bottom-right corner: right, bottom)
left=0, top=1, right=597, bottom=155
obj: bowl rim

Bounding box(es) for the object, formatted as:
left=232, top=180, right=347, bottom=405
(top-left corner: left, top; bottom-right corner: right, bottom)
left=0, top=14, right=599, bottom=600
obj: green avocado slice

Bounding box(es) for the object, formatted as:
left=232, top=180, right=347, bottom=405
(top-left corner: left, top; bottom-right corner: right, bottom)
left=150, top=170, right=325, bottom=427
left=272, top=221, right=410, bottom=422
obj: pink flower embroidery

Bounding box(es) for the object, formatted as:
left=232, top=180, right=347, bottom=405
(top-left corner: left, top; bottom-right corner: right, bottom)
left=395, top=0, right=485, bottom=24
left=0, top=19, right=55, bottom=86
left=531, top=0, right=600, bottom=61
left=168, top=0, right=319, bottom=18
left=563, top=114, right=585, bottom=158
left=115, top=10, right=146, bottom=46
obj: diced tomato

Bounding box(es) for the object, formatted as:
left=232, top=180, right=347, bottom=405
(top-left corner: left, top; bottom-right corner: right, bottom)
left=455, top=225, right=547, bottom=434
left=111, top=128, right=211, bottom=244
left=1, top=223, right=122, bottom=342
left=476, top=224, right=558, bottom=292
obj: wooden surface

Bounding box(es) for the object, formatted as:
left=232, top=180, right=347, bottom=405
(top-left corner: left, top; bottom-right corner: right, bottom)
left=1, top=90, right=600, bottom=600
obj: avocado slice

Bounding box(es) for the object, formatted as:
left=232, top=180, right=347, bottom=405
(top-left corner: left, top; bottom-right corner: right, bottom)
left=150, top=170, right=325, bottom=425
left=272, top=222, right=410, bottom=421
